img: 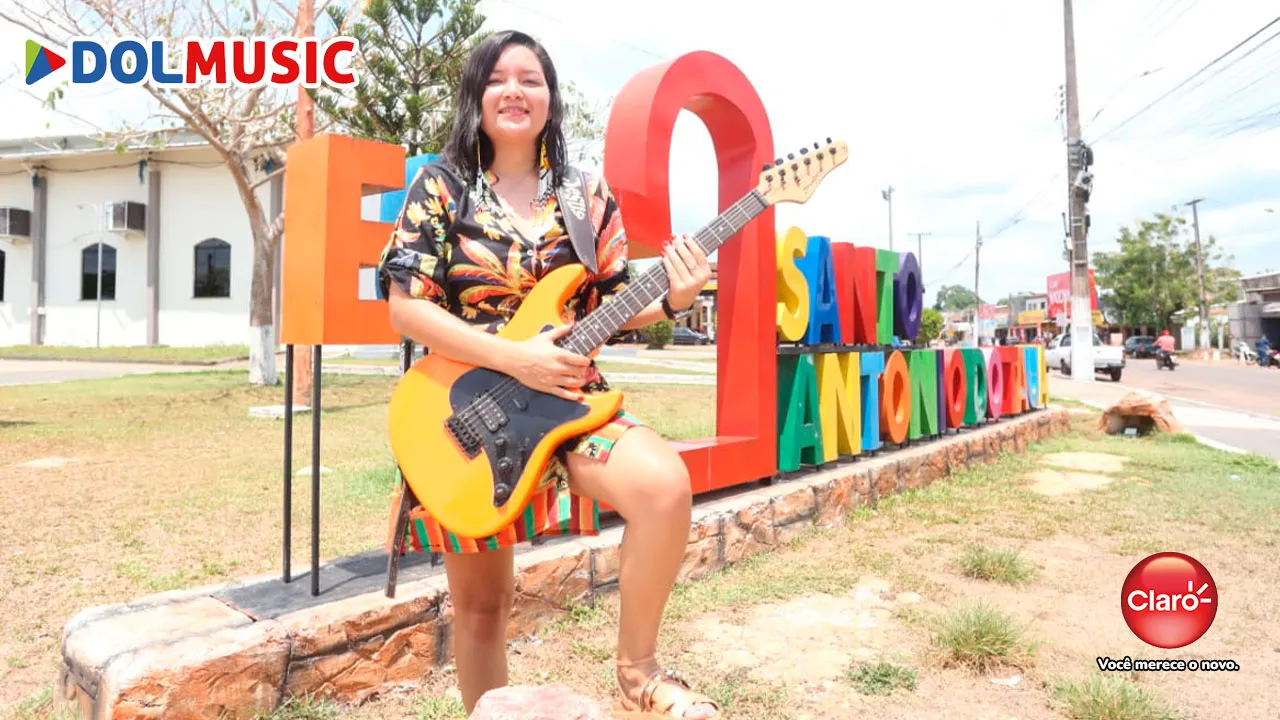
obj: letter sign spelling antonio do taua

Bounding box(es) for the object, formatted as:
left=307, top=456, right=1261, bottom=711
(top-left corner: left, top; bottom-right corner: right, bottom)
left=773, top=233, right=1050, bottom=474
left=278, top=48, right=1050, bottom=503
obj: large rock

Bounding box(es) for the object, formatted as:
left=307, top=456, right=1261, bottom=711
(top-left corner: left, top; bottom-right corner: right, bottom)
left=469, top=684, right=610, bottom=720
left=1097, top=390, right=1183, bottom=435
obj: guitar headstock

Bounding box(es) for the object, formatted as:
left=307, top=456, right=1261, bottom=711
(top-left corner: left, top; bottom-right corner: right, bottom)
left=756, top=138, right=848, bottom=206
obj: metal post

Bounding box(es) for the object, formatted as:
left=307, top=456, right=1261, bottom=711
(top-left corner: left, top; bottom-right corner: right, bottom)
left=311, top=344, right=322, bottom=596
left=282, top=343, right=294, bottom=583
left=96, top=239, right=103, bottom=349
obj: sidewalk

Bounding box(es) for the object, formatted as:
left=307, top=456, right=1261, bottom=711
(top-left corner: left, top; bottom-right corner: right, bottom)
left=1047, top=373, right=1280, bottom=462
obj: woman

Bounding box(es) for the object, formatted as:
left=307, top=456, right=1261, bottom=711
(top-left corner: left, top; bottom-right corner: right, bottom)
left=378, top=30, right=720, bottom=719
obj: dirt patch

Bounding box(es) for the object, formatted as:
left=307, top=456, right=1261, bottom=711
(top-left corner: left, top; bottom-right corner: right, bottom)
left=1039, top=451, right=1128, bottom=473
left=1025, top=469, right=1117, bottom=496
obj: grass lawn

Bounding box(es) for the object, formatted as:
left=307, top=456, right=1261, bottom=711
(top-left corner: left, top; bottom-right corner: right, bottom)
left=0, top=344, right=250, bottom=364
left=321, top=411, right=1275, bottom=720
left=0, top=371, right=714, bottom=715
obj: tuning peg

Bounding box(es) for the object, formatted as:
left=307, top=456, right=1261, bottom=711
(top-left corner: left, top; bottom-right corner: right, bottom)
left=814, top=142, right=820, bottom=149
left=800, top=147, right=808, bottom=155
left=826, top=137, right=832, bottom=144
left=775, top=157, right=783, bottom=165
left=763, top=163, right=772, bottom=171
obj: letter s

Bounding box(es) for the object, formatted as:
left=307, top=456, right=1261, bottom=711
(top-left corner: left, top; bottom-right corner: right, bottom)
left=776, top=226, right=809, bottom=342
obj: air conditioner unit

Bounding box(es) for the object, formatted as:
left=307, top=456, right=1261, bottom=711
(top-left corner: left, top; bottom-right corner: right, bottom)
left=105, top=201, right=146, bottom=235
left=0, top=206, right=32, bottom=244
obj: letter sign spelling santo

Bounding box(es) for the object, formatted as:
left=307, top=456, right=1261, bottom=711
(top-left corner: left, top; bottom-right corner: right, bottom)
left=602, top=50, right=777, bottom=494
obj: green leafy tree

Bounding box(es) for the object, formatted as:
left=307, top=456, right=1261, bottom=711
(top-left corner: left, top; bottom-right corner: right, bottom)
left=933, top=284, right=982, bottom=312
left=313, top=0, right=485, bottom=156
left=1092, top=212, right=1237, bottom=330
left=917, top=308, right=944, bottom=344
left=315, top=0, right=607, bottom=164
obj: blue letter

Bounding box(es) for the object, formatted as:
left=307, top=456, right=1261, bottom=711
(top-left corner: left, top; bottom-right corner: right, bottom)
left=797, top=235, right=842, bottom=345
left=859, top=351, right=885, bottom=452
left=150, top=39, right=183, bottom=84
left=71, top=40, right=106, bottom=83
left=379, top=153, right=440, bottom=223
left=1023, top=345, right=1041, bottom=409
left=110, top=40, right=148, bottom=84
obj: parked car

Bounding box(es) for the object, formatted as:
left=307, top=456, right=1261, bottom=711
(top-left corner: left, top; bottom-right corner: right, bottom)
left=1046, top=330, right=1126, bottom=381
left=1123, top=335, right=1157, bottom=358
left=671, top=326, right=711, bottom=346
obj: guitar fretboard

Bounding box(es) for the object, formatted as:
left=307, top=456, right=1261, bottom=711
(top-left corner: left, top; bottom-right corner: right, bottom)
left=560, top=189, right=770, bottom=355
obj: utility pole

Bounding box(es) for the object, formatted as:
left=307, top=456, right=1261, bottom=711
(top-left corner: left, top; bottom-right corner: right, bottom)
left=1064, top=0, right=1094, bottom=382
left=292, top=0, right=316, bottom=405
left=882, top=186, right=894, bottom=250
left=908, top=231, right=931, bottom=284
left=1185, top=197, right=1209, bottom=350
left=974, top=221, right=982, bottom=345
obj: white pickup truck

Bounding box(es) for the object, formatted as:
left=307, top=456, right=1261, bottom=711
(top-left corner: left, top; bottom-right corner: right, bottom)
left=1045, top=331, right=1126, bottom=381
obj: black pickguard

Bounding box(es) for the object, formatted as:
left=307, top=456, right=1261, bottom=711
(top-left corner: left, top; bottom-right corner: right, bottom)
left=446, top=367, right=590, bottom=507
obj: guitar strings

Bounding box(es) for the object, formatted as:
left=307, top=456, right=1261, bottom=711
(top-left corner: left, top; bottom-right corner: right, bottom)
left=451, top=191, right=768, bottom=433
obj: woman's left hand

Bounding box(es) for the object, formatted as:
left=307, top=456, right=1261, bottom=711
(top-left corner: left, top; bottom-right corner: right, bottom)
left=662, top=234, right=712, bottom=311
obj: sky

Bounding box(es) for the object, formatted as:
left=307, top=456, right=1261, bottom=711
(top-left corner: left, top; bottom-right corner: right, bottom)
left=2, top=0, right=1278, bottom=308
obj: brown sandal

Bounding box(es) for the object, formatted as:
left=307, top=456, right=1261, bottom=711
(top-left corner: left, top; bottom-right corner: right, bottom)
left=614, top=667, right=722, bottom=719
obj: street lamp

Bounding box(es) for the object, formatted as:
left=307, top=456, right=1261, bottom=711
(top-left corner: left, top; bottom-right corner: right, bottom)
left=76, top=202, right=107, bottom=348
left=881, top=186, right=894, bottom=251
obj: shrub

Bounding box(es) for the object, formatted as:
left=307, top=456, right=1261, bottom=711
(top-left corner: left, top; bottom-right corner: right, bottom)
left=642, top=320, right=674, bottom=349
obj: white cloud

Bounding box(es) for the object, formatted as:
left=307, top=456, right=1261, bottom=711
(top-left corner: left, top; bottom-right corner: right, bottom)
left=3, top=0, right=1277, bottom=305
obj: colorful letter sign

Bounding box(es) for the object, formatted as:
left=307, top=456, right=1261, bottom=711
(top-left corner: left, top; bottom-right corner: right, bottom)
left=281, top=49, right=1048, bottom=502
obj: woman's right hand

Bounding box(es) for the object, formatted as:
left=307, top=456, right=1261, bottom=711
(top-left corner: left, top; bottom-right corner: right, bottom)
left=504, top=324, right=592, bottom=400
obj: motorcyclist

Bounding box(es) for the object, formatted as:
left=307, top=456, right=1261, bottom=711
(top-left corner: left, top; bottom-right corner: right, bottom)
left=1259, top=336, right=1273, bottom=368
left=1155, top=329, right=1176, bottom=366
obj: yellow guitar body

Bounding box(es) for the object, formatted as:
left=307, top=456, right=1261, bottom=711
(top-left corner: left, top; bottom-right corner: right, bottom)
left=387, top=264, right=623, bottom=540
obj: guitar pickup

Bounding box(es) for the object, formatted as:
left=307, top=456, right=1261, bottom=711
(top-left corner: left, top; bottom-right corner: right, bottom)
left=472, top=394, right=508, bottom=433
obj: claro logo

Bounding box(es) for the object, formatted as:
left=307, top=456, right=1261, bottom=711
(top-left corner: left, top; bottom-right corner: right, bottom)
left=1120, top=552, right=1218, bottom=649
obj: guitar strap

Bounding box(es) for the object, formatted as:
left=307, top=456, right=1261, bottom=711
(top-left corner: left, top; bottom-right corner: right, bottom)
left=555, top=166, right=598, bottom=274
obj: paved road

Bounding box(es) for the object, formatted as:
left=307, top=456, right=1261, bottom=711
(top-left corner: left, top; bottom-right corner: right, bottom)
left=1116, top=356, right=1280, bottom=419
left=0, top=358, right=214, bottom=386
left=1047, top=359, right=1280, bottom=462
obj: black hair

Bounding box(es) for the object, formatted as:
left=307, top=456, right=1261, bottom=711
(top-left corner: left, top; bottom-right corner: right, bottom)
left=442, top=30, right=568, bottom=190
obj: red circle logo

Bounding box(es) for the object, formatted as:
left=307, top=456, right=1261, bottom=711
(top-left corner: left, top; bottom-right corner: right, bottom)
left=1121, top=552, right=1218, bottom=649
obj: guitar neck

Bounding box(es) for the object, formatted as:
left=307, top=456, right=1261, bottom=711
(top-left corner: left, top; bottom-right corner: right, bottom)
left=561, top=189, right=771, bottom=355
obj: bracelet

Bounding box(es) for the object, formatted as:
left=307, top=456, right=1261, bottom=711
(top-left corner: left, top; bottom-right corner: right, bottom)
left=662, top=296, right=691, bottom=320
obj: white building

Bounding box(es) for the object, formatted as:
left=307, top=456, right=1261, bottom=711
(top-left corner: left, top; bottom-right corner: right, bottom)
left=0, top=130, right=288, bottom=348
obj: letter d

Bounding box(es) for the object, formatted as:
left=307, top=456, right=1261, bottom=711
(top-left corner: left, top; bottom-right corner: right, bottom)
left=71, top=40, right=106, bottom=83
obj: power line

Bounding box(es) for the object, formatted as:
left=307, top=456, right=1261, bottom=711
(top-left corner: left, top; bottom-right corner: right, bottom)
left=1091, top=13, right=1280, bottom=143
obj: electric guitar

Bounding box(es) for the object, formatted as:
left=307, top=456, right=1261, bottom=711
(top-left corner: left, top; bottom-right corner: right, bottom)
left=387, top=139, right=849, bottom=539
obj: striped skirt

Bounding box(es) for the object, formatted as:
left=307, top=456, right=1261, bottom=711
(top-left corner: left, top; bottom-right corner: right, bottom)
left=387, top=410, right=644, bottom=555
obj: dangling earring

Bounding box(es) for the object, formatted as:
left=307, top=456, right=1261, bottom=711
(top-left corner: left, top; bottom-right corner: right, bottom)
left=471, top=143, right=486, bottom=208
left=535, top=136, right=552, bottom=208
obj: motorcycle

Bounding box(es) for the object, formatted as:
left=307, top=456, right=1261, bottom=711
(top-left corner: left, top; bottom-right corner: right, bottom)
left=1233, top=341, right=1257, bottom=363
left=1155, top=348, right=1178, bottom=371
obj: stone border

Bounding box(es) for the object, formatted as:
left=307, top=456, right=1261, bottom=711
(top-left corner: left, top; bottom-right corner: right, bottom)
left=57, top=406, right=1070, bottom=719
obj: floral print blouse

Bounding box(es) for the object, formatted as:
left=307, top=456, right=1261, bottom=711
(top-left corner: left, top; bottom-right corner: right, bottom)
left=377, top=162, right=631, bottom=336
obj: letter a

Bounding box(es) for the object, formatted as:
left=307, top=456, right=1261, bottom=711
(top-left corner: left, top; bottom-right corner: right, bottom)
left=777, top=354, right=824, bottom=471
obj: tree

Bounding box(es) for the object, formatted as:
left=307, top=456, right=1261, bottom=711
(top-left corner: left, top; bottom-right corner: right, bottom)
left=1092, top=212, right=1237, bottom=331
left=934, top=284, right=982, bottom=312
left=312, top=0, right=484, bottom=157
left=917, top=307, right=944, bottom=345
left=1, top=0, right=336, bottom=385
left=314, top=0, right=609, bottom=166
